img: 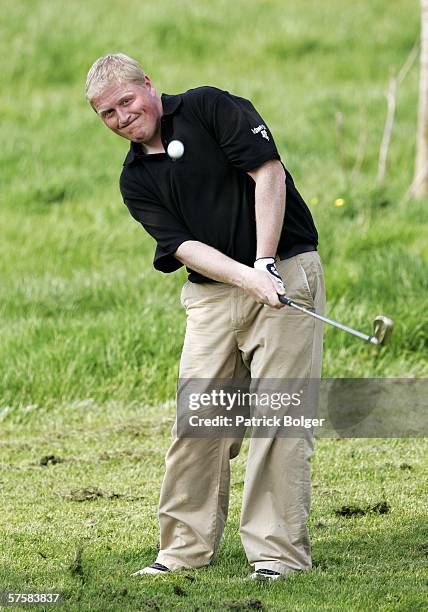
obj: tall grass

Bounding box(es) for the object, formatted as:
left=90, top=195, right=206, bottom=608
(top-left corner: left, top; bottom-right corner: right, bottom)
left=1, top=0, right=427, bottom=415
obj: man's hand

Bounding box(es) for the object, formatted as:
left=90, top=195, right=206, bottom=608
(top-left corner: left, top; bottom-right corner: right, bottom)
left=239, top=258, right=286, bottom=309
left=254, top=257, right=285, bottom=289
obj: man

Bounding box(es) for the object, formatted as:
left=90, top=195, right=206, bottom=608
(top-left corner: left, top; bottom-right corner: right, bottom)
left=85, top=53, right=325, bottom=580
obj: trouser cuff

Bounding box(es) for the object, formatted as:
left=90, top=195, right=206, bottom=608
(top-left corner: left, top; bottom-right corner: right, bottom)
left=155, top=554, right=201, bottom=572
left=253, top=561, right=308, bottom=575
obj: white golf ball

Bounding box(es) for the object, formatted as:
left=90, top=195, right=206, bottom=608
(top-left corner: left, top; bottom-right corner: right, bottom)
left=167, top=140, right=184, bottom=160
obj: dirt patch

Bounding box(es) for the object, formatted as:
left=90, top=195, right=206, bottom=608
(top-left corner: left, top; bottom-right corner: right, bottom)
left=60, top=487, right=144, bottom=502
left=172, top=585, right=186, bottom=597
left=335, top=505, right=366, bottom=517
left=370, top=501, right=390, bottom=514
left=40, top=454, right=63, bottom=466
left=335, top=501, right=390, bottom=517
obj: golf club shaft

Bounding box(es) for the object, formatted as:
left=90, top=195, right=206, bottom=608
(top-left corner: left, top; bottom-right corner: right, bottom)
left=278, top=295, right=376, bottom=343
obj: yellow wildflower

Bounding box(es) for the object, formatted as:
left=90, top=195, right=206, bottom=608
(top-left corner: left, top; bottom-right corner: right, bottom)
left=334, top=198, right=346, bottom=207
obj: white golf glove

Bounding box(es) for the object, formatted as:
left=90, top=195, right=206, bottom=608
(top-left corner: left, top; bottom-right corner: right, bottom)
left=254, top=257, right=286, bottom=291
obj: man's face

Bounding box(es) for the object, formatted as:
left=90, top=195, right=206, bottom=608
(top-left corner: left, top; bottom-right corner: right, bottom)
left=92, top=77, right=162, bottom=145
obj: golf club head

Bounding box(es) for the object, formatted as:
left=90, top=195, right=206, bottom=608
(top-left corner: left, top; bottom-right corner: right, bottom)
left=369, top=316, right=394, bottom=346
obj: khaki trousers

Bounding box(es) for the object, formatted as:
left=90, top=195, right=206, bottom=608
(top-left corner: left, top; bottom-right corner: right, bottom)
left=156, top=251, right=325, bottom=574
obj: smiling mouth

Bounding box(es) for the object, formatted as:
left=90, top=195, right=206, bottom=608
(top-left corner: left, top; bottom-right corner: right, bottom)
left=122, top=118, right=138, bottom=130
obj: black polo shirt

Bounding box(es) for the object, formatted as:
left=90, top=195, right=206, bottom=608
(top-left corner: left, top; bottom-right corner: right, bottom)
left=120, top=86, right=318, bottom=283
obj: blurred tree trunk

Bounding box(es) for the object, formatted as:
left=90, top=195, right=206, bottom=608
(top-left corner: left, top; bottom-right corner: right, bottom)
left=414, top=0, right=428, bottom=198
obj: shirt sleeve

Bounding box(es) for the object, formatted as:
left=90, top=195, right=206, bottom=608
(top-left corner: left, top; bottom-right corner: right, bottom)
left=120, top=176, right=195, bottom=273
left=210, top=91, right=281, bottom=172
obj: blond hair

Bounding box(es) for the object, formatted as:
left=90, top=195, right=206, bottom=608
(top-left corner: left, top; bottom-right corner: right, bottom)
left=85, top=53, right=146, bottom=102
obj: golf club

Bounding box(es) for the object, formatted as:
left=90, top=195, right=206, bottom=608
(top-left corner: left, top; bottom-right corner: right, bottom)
left=278, top=295, right=393, bottom=346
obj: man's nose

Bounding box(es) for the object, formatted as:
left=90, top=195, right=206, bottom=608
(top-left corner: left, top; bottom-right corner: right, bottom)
left=117, top=107, right=131, bottom=127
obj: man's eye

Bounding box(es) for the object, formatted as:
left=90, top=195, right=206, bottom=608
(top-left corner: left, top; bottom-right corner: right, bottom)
left=121, top=99, right=130, bottom=105
left=104, top=110, right=114, bottom=118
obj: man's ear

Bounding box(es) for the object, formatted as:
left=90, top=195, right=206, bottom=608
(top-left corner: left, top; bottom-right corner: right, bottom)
left=144, top=75, right=155, bottom=92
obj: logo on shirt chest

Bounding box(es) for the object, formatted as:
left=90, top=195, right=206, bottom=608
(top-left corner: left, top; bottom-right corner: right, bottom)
left=251, top=124, right=270, bottom=141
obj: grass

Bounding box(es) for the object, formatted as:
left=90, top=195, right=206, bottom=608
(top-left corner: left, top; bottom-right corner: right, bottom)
left=1, top=403, right=427, bottom=611
left=1, top=0, right=427, bottom=609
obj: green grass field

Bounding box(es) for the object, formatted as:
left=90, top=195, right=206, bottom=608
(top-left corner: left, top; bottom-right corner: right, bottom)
left=1, top=0, right=427, bottom=610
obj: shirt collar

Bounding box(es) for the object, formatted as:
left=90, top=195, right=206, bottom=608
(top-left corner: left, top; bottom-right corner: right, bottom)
left=123, top=93, right=183, bottom=165
left=161, top=92, right=183, bottom=116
